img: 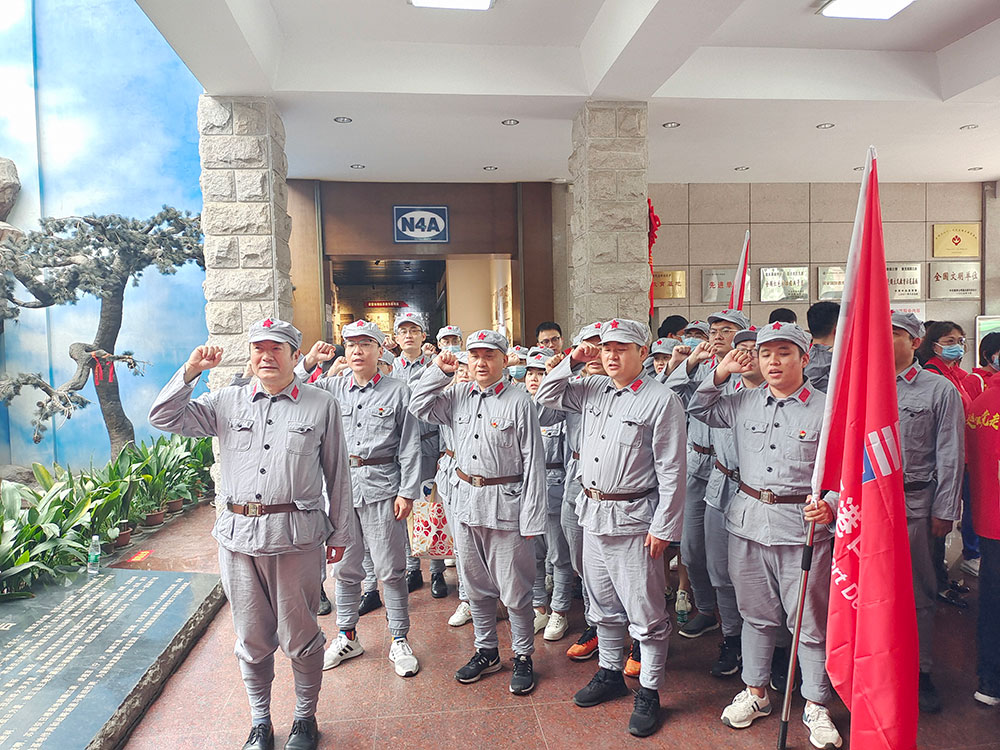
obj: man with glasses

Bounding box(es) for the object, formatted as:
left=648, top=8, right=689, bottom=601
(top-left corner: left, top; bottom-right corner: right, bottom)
left=665, top=310, right=749, bottom=659
left=536, top=321, right=565, bottom=353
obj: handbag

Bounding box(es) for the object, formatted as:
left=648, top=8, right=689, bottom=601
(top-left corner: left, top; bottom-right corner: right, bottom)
left=407, top=480, right=455, bottom=558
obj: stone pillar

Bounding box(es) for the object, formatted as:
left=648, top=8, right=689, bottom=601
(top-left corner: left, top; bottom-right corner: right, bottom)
left=567, top=101, right=650, bottom=331
left=198, top=95, right=292, bottom=390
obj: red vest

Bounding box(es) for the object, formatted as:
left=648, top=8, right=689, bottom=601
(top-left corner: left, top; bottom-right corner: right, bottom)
left=966, top=374, right=1000, bottom=540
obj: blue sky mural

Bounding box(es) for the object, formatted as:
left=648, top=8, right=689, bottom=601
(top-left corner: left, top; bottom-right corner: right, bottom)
left=1, top=0, right=208, bottom=468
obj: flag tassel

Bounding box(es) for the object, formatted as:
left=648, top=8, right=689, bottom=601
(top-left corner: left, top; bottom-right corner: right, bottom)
left=777, top=519, right=817, bottom=750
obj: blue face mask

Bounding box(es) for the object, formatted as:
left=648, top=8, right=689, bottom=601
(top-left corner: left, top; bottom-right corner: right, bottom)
left=441, top=344, right=461, bottom=353
left=508, top=365, right=526, bottom=380
left=938, top=344, right=965, bottom=362
left=683, top=337, right=702, bottom=349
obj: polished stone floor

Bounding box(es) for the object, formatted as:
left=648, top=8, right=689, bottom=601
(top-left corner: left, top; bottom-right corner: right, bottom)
left=117, top=503, right=998, bottom=749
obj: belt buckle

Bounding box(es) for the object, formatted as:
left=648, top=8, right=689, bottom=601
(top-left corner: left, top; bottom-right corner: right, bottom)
left=246, top=502, right=264, bottom=517
left=759, top=489, right=776, bottom=505
left=732, top=468, right=741, bottom=483
left=470, top=474, right=485, bottom=488
left=585, top=488, right=601, bottom=500
left=349, top=456, right=362, bottom=468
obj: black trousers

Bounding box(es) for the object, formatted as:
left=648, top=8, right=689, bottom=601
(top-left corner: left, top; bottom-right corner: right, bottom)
left=978, top=537, right=1000, bottom=693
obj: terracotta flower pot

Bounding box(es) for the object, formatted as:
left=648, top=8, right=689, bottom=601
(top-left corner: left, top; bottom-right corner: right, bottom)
left=165, top=499, right=184, bottom=513
left=115, top=528, right=132, bottom=548
left=142, top=510, right=165, bottom=526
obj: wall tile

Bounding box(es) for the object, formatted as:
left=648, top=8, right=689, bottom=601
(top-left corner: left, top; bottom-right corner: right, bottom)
left=750, top=183, right=809, bottom=223
left=879, top=183, right=925, bottom=222
left=927, top=183, right=982, bottom=223
left=689, top=223, right=751, bottom=265
left=652, top=223, right=688, bottom=266
left=809, top=222, right=852, bottom=264
left=810, top=183, right=860, bottom=223
left=882, top=222, right=926, bottom=262
left=689, top=184, right=749, bottom=224
left=648, top=183, right=688, bottom=224
left=749, top=222, right=809, bottom=264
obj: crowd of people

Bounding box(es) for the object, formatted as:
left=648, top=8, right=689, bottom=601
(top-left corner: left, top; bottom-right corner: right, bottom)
left=147, top=303, right=999, bottom=750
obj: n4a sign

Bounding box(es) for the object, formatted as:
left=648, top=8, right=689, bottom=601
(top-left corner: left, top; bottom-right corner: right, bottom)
left=394, top=206, right=449, bottom=243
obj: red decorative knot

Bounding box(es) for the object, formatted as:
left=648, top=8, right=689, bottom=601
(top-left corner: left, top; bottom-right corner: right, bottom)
left=477, top=332, right=487, bottom=340
left=262, top=318, right=274, bottom=328
left=771, top=322, right=783, bottom=330
left=610, top=320, right=620, bottom=329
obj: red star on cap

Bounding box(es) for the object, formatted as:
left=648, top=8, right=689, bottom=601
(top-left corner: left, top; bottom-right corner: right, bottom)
left=595, top=322, right=601, bottom=328
left=610, top=320, right=620, bottom=329
left=749, top=325, right=757, bottom=331
left=655, top=339, right=662, bottom=345
left=478, top=331, right=487, bottom=340
left=771, top=322, right=783, bottom=330
left=262, top=318, right=273, bottom=328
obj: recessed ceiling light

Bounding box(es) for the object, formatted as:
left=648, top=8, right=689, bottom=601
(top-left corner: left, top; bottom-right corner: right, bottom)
left=483, top=165, right=499, bottom=171
left=734, top=166, right=750, bottom=172
left=661, top=122, right=681, bottom=129
left=853, top=166, right=865, bottom=171
left=968, top=166, right=984, bottom=171
left=409, top=0, right=494, bottom=9
left=959, top=124, right=978, bottom=130
left=816, top=122, right=835, bottom=129
left=350, top=164, right=366, bottom=170
left=333, top=116, right=352, bottom=124
left=501, top=119, right=519, bottom=126
left=818, top=0, right=916, bottom=20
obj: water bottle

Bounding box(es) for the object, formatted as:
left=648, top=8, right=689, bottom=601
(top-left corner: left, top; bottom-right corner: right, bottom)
left=87, top=535, right=101, bottom=575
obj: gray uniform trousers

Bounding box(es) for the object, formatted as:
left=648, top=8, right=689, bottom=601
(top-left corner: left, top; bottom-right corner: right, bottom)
left=582, top=530, right=671, bottom=690
left=704, top=503, right=743, bottom=637
left=455, top=521, right=536, bottom=655
left=561, top=471, right=592, bottom=620
left=533, top=511, right=574, bottom=613
left=729, top=535, right=833, bottom=705
left=333, top=499, right=410, bottom=637
left=439, top=474, right=469, bottom=602
left=681, top=469, right=716, bottom=615
left=907, top=516, right=937, bottom=672
left=219, top=545, right=326, bottom=722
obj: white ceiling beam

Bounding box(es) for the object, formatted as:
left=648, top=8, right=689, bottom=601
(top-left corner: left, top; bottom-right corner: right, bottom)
left=937, top=17, right=1000, bottom=102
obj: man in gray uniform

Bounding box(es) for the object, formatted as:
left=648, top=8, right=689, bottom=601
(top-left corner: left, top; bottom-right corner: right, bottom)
left=296, top=320, right=423, bottom=678
left=391, top=310, right=447, bottom=596
left=149, top=318, right=352, bottom=750
left=891, top=311, right=965, bottom=713
left=536, top=318, right=686, bottom=738
left=665, top=309, right=748, bottom=643
left=409, top=330, right=547, bottom=695
left=804, top=301, right=839, bottom=392
left=688, top=322, right=842, bottom=750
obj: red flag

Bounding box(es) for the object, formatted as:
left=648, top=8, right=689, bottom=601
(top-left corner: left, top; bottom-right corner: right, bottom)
left=814, top=147, right=918, bottom=750
left=729, top=230, right=750, bottom=311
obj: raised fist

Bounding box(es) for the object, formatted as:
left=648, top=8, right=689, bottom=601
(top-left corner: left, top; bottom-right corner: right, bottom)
left=186, top=345, right=223, bottom=375
left=435, top=350, right=459, bottom=374
left=570, top=341, right=601, bottom=364
left=718, top=348, right=755, bottom=376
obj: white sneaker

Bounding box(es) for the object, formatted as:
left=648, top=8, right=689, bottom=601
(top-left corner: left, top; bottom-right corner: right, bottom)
left=444, top=558, right=456, bottom=568
left=388, top=637, right=420, bottom=677
left=960, top=557, right=981, bottom=577
left=802, top=703, right=843, bottom=749
left=974, top=689, right=1000, bottom=707
left=543, top=611, right=569, bottom=641
left=721, top=688, right=771, bottom=729
left=675, top=590, right=692, bottom=617
left=448, top=601, right=473, bottom=627
left=545, top=574, right=554, bottom=593
left=533, top=608, right=550, bottom=634
left=323, top=631, right=364, bottom=670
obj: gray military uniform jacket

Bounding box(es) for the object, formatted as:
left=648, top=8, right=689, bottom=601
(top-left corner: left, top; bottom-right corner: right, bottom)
left=149, top=367, right=353, bottom=556
left=805, top=343, right=832, bottom=393
left=295, top=364, right=422, bottom=506
left=896, top=362, right=965, bottom=520
left=702, top=375, right=759, bottom=512
left=688, top=375, right=835, bottom=546
left=534, top=401, right=567, bottom=515
left=665, top=358, right=716, bottom=481
left=535, top=356, right=687, bottom=541
left=392, top=354, right=440, bottom=476
left=409, top=363, right=548, bottom=536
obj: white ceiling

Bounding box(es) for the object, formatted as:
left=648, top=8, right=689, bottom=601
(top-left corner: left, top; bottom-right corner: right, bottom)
left=138, top=0, right=1000, bottom=183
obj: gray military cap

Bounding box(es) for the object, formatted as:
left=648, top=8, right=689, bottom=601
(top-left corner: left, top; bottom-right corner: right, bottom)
left=600, top=319, right=650, bottom=347
left=379, top=349, right=396, bottom=366
left=756, top=321, right=812, bottom=353
left=651, top=338, right=679, bottom=356
left=342, top=319, right=386, bottom=345
left=393, top=310, right=425, bottom=331
left=733, top=327, right=759, bottom=346
left=248, top=317, right=302, bottom=350
left=708, top=309, right=751, bottom=330
left=684, top=320, right=710, bottom=336
left=467, top=329, right=509, bottom=352
left=437, top=324, right=463, bottom=341
left=577, top=322, right=605, bottom=343
left=891, top=311, right=925, bottom=339
left=457, top=350, right=469, bottom=365
left=526, top=346, right=555, bottom=369
left=509, top=344, right=529, bottom=360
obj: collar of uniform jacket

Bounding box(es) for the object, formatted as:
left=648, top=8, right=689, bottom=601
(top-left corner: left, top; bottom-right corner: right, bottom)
left=398, top=355, right=426, bottom=368
left=764, top=379, right=814, bottom=406
left=602, top=374, right=647, bottom=395
left=898, top=362, right=921, bottom=383
left=249, top=377, right=303, bottom=403
left=469, top=379, right=507, bottom=397
left=348, top=371, right=382, bottom=391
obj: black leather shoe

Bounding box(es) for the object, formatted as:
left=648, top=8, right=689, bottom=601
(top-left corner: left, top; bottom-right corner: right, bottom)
left=629, top=686, right=661, bottom=737
left=284, top=716, right=318, bottom=750
left=455, top=648, right=501, bottom=684
left=710, top=636, right=742, bottom=678
left=358, top=590, right=382, bottom=616
left=406, top=568, right=424, bottom=592
left=574, top=667, right=629, bottom=707
left=509, top=654, right=535, bottom=695
left=242, top=722, right=274, bottom=750
left=937, top=588, right=969, bottom=609
left=316, top=588, right=332, bottom=616
left=919, top=672, right=942, bottom=714
left=431, top=571, right=449, bottom=598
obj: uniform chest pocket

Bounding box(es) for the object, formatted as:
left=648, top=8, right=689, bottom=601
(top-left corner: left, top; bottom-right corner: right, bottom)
left=287, top=421, right=318, bottom=455
left=899, top=405, right=932, bottom=449
left=616, top=417, right=646, bottom=448
left=584, top=404, right=602, bottom=436
left=366, top=405, right=395, bottom=431
left=224, top=417, right=254, bottom=452
left=741, top=420, right=768, bottom=453
left=786, top=427, right=819, bottom=463
left=488, top=417, right=516, bottom=448
left=456, top=413, right=473, bottom=439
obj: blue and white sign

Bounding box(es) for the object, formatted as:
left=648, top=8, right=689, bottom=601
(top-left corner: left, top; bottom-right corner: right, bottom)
left=393, top=205, right=449, bottom=243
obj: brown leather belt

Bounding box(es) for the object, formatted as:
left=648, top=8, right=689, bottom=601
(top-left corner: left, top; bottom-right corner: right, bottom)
left=583, top=488, right=655, bottom=502
left=714, top=459, right=739, bottom=481
left=456, top=468, right=522, bottom=488
left=692, top=443, right=715, bottom=456
left=349, top=455, right=395, bottom=468
left=227, top=501, right=298, bottom=517
left=545, top=462, right=563, bottom=470
left=572, top=451, right=580, bottom=460
left=904, top=480, right=932, bottom=492
left=439, top=449, right=456, bottom=459
left=738, top=482, right=808, bottom=505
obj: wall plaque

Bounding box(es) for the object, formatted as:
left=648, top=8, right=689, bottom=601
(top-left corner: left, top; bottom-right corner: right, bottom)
left=817, top=266, right=845, bottom=300
left=759, top=266, right=809, bottom=303
left=886, top=263, right=922, bottom=300
left=702, top=268, right=750, bottom=304
left=652, top=269, right=686, bottom=300
left=933, top=223, right=980, bottom=258
left=929, top=261, right=981, bottom=299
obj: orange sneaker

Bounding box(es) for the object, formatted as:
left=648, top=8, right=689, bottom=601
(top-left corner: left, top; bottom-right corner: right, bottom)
left=566, top=625, right=599, bottom=660
left=624, top=639, right=641, bottom=678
